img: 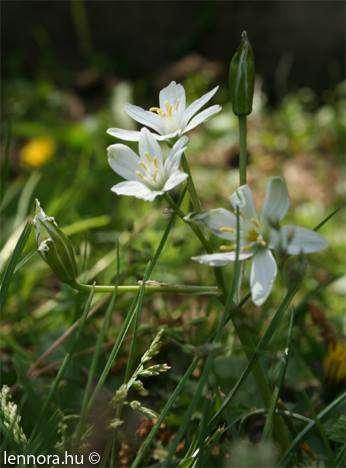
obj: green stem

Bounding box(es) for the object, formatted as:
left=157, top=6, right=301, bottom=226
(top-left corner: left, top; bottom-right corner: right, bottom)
left=131, top=358, right=199, bottom=468
left=165, top=193, right=291, bottom=452
left=238, top=114, right=247, bottom=185
left=74, top=281, right=220, bottom=296
left=181, top=153, right=202, bottom=212
left=164, top=193, right=226, bottom=295
left=279, top=391, right=346, bottom=466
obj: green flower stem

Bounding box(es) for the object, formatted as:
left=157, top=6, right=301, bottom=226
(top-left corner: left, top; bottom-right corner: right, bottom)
left=74, top=281, right=220, bottom=296
left=238, top=114, right=247, bottom=185
left=181, top=153, right=202, bottom=212
left=165, top=193, right=291, bottom=452
left=164, top=193, right=227, bottom=295
left=131, top=357, right=199, bottom=468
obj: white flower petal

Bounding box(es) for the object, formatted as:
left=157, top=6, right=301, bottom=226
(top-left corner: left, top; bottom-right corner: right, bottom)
left=230, top=185, right=257, bottom=220
left=124, top=104, right=163, bottom=133
left=107, top=144, right=139, bottom=180
left=107, top=128, right=142, bottom=142
left=277, top=225, right=328, bottom=255
left=159, top=81, right=186, bottom=111
left=111, top=181, right=163, bottom=201
left=164, top=148, right=185, bottom=174
left=250, top=249, right=277, bottom=306
left=192, top=251, right=252, bottom=267
left=184, top=86, right=219, bottom=124
left=261, top=177, right=290, bottom=224
left=171, top=135, right=189, bottom=153
left=163, top=171, right=188, bottom=192
left=183, top=105, right=222, bottom=133
left=188, top=208, right=237, bottom=240
left=138, top=128, right=162, bottom=160
left=155, top=130, right=181, bottom=141
left=164, top=136, right=188, bottom=173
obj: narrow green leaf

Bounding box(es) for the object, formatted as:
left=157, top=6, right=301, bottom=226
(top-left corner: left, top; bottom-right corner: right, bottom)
left=279, top=391, right=346, bottom=466
left=209, top=280, right=301, bottom=425
left=29, top=286, right=95, bottom=444
left=131, top=358, right=198, bottom=468
left=262, top=308, right=295, bottom=440
left=0, top=221, right=32, bottom=312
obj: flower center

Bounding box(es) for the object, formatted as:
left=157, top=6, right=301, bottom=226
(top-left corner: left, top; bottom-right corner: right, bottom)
left=136, top=152, right=163, bottom=189
left=150, top=100, right=180, bottom=118
left=244, top=219, right=267, bottom=249
left=218, top=218, right=267, bottom=253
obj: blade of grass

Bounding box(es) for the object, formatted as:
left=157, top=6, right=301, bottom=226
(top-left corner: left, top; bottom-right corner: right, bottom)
left=75, top=287, right=118, bottom=443
left=262, top=308, right=295, bottom=440
left=164, top=208, right=242, bottom=465
left=300, top=390, right=335, bottom=463
left=131, top=357, right=198, bottom=468
left=193, top=397, right=214, bottom=467
left=313, top=206, right=342, bottom=232
left=86, top=189, right=186, bottom=413
left=279, top=391, right=346, bottom=466
left=29, top=286, right=95, bottom=442
left=14, top=249, right=37, bottom=274
left=181, top=154, right=201, bottom=212
left=13, top=172, right=41, bottom=229
left=0, top=221, right=32, bottom=312
left=27, top=296, right=108, bottom=377
left=209, top=278, right=302, bottom=426
left=336, top=445, right=346, bottom=468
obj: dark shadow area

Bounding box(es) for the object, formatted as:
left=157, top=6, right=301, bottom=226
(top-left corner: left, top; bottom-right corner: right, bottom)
left=2, top=0, right=345, bottom=102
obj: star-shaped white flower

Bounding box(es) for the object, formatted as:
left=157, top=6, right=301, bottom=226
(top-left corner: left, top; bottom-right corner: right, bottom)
left=107, top=81, right=221, bottom=142
left=190, top=177, right=328, bottom=306
left=108, top=127, right=188, bottom=201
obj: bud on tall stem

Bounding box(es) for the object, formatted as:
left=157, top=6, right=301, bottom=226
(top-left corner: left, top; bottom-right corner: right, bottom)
left=33, top=200, right=78, bottom=285
left=229, top=30, right=255, bottom=117
left=229, top=31, right=255, bottom=186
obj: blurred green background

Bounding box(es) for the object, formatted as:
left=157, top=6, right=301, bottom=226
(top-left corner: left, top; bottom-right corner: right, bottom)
left=1, top=1, right=345, bottom=464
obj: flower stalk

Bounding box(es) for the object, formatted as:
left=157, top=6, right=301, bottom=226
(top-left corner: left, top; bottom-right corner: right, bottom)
left=74, top=281, right=220, bottom=296
left=238, top=114, right=247, bottom=185
left=230, top=31, right=254, bottom=184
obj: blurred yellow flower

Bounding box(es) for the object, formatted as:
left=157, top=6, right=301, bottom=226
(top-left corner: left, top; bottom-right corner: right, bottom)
left=323, top=342, right=346, bottom=384
left=20, top=137, right=56, bottom=168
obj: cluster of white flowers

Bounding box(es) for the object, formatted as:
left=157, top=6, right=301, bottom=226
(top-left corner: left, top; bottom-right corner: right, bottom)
left=106, top=82, right=327, bottom=305
left=107, top=81, right=220, bottom=201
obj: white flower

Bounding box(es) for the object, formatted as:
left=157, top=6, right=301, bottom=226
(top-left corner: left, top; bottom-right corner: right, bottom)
left=190, top=177, right=328, bottom=306
left=108, top=127, right=188, bottom=201
left=107, top=81, right=221, bottom=142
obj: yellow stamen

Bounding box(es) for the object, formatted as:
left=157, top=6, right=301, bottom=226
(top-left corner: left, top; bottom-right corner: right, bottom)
left=149, top=107, right=165, bottom=117
left=164, top=101, right=173, bottom=117
left=251, top=218, right=261, bottom=228
left=219, top=244, right=235, bottom=252
left=144, top=152, right=153, bottom=162
left=149, top=99, right=179, bottom=118
left=246, top=229, right=259, bottom=243
left=219, top=226, right=235, bottom=233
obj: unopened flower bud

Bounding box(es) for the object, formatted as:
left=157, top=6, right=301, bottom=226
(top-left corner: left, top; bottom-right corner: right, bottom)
left=229, top=31, right=255, bottom=116
left=33, top=200, right=78, bottom=285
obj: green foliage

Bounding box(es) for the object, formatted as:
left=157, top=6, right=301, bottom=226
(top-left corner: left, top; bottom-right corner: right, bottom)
left=1, top=63, right=345, bottom=467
